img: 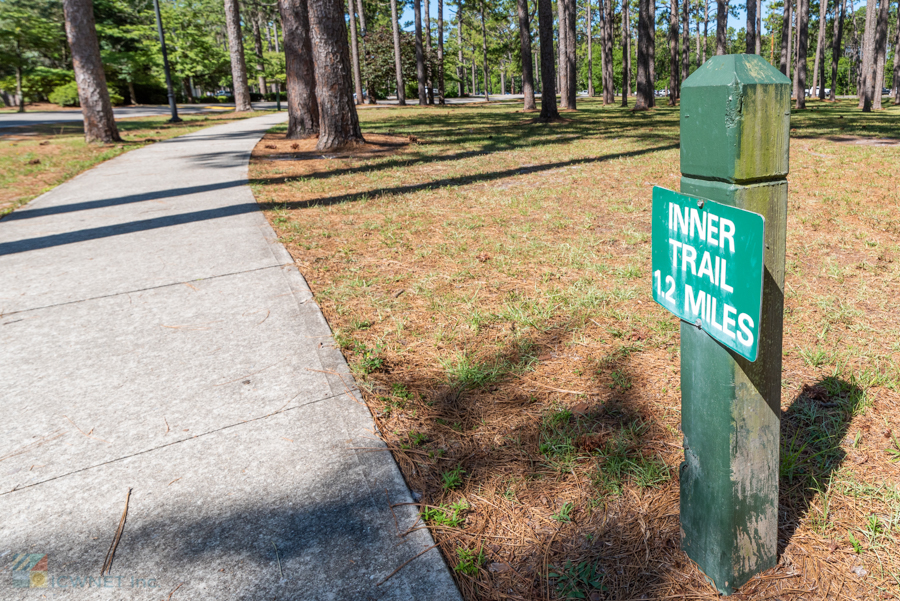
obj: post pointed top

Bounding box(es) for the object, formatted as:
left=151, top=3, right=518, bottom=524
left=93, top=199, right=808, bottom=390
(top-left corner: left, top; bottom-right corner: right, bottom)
left=680, top=54, right=791, bottom=184
left=683, top=54, right=792, bottom=89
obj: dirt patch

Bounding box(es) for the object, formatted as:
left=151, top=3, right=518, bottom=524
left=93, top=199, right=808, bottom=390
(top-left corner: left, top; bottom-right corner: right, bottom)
left=826, top=135, right=900, bottom=146
left=252, top=132, right=409, bottom=164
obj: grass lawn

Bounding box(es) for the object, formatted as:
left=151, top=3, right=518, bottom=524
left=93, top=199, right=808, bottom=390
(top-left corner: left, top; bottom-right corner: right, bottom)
left=0, top=110, right=273, bottom=216
left=251, top=97, right=900, bottom=600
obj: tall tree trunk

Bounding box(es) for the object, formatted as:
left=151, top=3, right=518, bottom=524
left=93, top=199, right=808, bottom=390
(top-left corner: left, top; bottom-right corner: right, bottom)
left=566, top=0, right=577, bottom=107
left=356, top=0, right=375, bottom=104
left=859, top=0, right=878, bottom=109
left=559, top=0, right=570, bottom=107
left=780, top=0, right=792, bottom=74
left=795, top=0, right=809, bottom=108
left=669, top=0, right=679, bottom=105
left=251, top=9, right=267, bottom=94
left=458, top=6, right=465, bottom=96
left=425, top=0, right=434, bottom=104
left=537, top=0, right=559, bottom=119
left=307, top=0, right=364, bottom=149
left=182, top=77, right=194, bottom=103
left=414, top=0, right=427, bottom=104
left=473, top=55, right=477, bottom=93
left=636, top=0, right=654, bottom=108
left=224, top=0, right=252, bottom=111
left=893, top=4, right=900, bottom=104
left=622, top=0, right=631, bottom=105
left=348, top=0, right=363, bottom=104
left=746, top=0, right=756, bottom=52
left=518, top=0, right=538, bottom=109
left=830, top=0, right=845, bottom=100
left=681, top=0, right=689, bottom=82
left=481, top=0, right=490, bottom=101
left=715, top=0, right=727, bottom=54
left=438, top=0, right=446, bottom=103
left=390, top=0, right=406, bottom=104
left=872, top=0, right=888, bottom=109
left=755, top=0, right=761, bottom=52
left=812, top=0, right=826, bottom=94
left=587, top=0, right=594, bottom=96
left=15, top=64, right=24, bottom=113
left=128, top=80, right=137, bottom=105
left=702, top=0, right=708, bottom=63
left=279, top=0, right=319, bottom=137
left=62, top=0, right=121, bottom=142
left=696, top=6, right=702, bottom=68
left=605, top=0, right=614, bottom=101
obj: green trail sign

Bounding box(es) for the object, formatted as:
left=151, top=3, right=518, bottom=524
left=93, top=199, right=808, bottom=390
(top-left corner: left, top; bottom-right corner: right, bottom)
left=651, top=186, right=765, bottom=361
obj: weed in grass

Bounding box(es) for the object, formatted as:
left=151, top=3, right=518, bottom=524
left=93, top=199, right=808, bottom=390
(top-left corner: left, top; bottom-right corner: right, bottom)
left=551, top=502, right=574, bottom=522
left=353, top=342, right=384, bottom=375
left=421, top=500, right=469, bottom=528
left=441, top=465, right=465, bottom=491
left=454, top=545, right=485, bottom=576
left=440, top=352, right=505, bottom=388
left=549, top=560, right=606, bottom=599
left=538, top=408, right=578, bottom=472
left=848, top=530, right=864, bottom=554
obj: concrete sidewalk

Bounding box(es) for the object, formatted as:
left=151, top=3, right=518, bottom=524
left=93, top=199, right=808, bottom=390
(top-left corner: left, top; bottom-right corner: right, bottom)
left=0, top=113, right=462, bottom=600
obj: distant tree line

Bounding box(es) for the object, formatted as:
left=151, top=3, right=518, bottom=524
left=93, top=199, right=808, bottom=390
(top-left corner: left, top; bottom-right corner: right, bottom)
left=1, top=0, right=896, bottom=143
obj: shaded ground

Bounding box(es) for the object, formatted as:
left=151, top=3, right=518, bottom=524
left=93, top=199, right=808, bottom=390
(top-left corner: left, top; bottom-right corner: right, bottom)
left=249, top=97, right=900, bottom=600
left=0, top=111, right=273, bottom=216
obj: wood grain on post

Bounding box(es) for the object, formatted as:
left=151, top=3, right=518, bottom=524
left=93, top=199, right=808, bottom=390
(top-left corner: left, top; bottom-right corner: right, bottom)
left=678, top=55, right=791, bottom=595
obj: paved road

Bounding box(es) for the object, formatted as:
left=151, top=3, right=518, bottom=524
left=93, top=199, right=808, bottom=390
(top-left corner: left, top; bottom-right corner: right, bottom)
left=0, top=113, right=461, bottom=600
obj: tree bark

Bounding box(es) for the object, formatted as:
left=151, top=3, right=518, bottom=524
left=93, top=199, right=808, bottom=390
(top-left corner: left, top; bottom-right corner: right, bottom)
left=224, top=0, right=252, bottom=111
left=780, top=0, right=792, bottom=75
left=390, top=0, right=406, bottom=104
left=348, top=0, right=363, bottom=104
left=696, top=6, right=702, bottom=68
left=425, top=0, right=434, bottom=104
left=622, top=0, right=631, bottom=105
left=438, top=0, right=445, bottom=103
left=481, top=0, right=490, bottom=101
left=859, top=0, right=877, bottom=109
left=894, top=4, right=900, bottom=104
left=681, top=0, right=689, bottom=82
left=559, top=0, right=570, bottom=108
left=587, top=0, right=593, bottom=96
left=458, top=6, right=465, bottom=96
left=636, top=0, right=655, bottom=108
left=649, top=0, right=656, bottom=102
left=669, top=0, right=679, bottom=105
left=518, top=0, right=538, bottom=109
left=356, top=0, right=376, bottom=104
left=251, top=8, right=267, bottom=94
left=795, top=0, right=809, bottom=108
left=15, top=64, right=24, bottom=113
left=307, top=0, right=364, bottom=149
left=746, top=0, right=756, bottom=53
left=279, top=0, right=319, bottom=138
left=62, top=0, right=121, bottom=142
left=872, top=0, right=888, bottom=109
left=755, top=0, right=761, bottom=53
left=537, top=0, right=559, bottom=119
left=414, top=0, right=427, bottom=104
left=830, top=0, right=845, bottom=100
left=715, top=0, right=727, bottom=54
left=566, top=0, right=577, bottom=107
left=702, top=0, right=708, bottom=63
left=812, top=0, right=826, bottom=95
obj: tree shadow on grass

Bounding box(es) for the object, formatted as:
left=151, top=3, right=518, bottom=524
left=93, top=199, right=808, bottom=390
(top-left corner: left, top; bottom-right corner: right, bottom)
left=778, top=376, right=863, bottom=556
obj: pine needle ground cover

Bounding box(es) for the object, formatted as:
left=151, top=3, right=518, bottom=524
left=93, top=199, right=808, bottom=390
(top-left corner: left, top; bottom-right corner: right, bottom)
left=250, top=98, right=900, bottom=600
left=0, top=110, right=274, bottom=216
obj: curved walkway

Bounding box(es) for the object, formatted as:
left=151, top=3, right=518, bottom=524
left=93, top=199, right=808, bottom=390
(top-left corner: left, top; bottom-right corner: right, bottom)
left=0, top=113, right=461, bottom=600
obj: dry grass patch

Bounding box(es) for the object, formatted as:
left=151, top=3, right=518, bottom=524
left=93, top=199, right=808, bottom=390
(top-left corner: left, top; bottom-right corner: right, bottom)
left=251, top=98, right=900, bottom=600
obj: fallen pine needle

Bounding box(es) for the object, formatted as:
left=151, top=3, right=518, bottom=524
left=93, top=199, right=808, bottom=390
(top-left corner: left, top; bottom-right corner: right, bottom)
left=101, top=488, right=132, bottom=576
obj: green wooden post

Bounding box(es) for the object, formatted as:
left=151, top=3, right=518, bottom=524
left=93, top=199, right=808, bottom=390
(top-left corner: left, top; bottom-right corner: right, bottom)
left=678, top=55, right=790, bottom=594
